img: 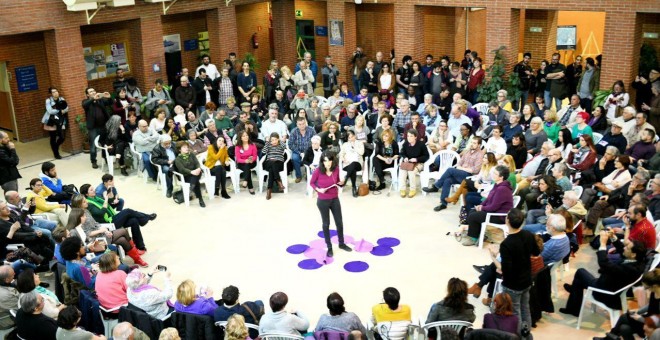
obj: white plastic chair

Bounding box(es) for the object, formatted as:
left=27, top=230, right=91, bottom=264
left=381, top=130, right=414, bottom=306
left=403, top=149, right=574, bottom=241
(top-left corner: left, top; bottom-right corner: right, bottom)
left=196, top=152, right=216, bottom=200
left=129, top=143, right=147, bottom=182
left=372, top=321, right=412, bottom=340
left=304, top=165, right=315, bottom=197
left=549, top=261, right=563, bottom=298
left=573, top=185, right=584, bottom=200
left=99, top=304, right=126, bottom=338
left=258, top=149, right=292, bottom=194
left=94, top=135, right=115, bottom=175
left=420, top=149, right=460, bottom=196
left=260, top=334, right=304, bottom=340
left=592, top=132, right=604, bottom=144
left=422, top=321, right=473, bottom=339
left=472, top=103, right=489, bottom=115
left=478, top=196, right=520, bottom=248
left=368, top=143, right=399, bottom=192
left=576, top=274, right=643, bottom=329
left=216, top=321, right=259, bottom=334
left=150, top=155, right=168, bottom=196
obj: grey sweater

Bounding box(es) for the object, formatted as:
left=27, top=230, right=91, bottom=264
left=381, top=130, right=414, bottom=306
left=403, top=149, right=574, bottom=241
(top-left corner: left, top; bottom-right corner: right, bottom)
left=315, top=312, right=367, bottom=335
left=259, top=310, right=310, bottom=335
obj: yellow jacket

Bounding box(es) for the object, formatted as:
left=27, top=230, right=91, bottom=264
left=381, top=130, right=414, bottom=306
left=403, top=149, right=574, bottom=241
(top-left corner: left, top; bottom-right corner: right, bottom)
left=205, top=145, right=229, bottom=169
left=25, top=187, right=59, bottom=213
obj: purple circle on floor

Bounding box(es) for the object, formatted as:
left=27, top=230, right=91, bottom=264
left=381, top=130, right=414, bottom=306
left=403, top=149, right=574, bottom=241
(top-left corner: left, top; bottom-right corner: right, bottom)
left=286, top=244, right=309, bottom=254
left=377, top=237, right=401, bottom=247
left=309, top=239, right=327, bottom=249
left=317, top=230, right=338, bottom=238
left=331, top=235, right=354, bottom=245
left=316, top=255, right=334, bottom=265
left=298, top=259, right=323, bottom=270
left=344, top=261, right=369, bottom=273
left=370, top=246, right=394, bottom=256
left=303, top=247, right=327, bottom=260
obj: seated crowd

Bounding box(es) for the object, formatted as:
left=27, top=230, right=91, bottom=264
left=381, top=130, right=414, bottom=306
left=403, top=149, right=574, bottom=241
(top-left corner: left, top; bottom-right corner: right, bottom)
left=10, top=47, right=657, bottom=340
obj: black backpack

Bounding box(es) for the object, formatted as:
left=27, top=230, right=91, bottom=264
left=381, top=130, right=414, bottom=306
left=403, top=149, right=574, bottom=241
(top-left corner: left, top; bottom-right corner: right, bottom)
left=172, top=190, right=185, bottom=204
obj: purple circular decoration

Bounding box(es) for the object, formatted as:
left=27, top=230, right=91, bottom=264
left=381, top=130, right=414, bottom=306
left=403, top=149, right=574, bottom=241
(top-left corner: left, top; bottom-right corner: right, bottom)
left=304, top=247, right=327, bottom=260
left=344, top=261, right=369, bottom=273
left=352, top=239, right=375, bottom=253
left=298, top=259, right=323, bottom=270
left=317, top=230, right=338, bottom=238
left=331, top=235, right=354, bottom=245
left=370, top=246, right=394, bottom=256
left=309, top=239, right=328, bottom=249
left=377, top=237, right=401, bottom=247
left=286, top=244, right=309, bottom=254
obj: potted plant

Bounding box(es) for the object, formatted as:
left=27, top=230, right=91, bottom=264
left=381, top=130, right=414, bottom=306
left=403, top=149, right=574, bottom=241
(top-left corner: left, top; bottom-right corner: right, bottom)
left=75, top=114, right=90, bottom=153
left=477, top=46, right=509, bottom=103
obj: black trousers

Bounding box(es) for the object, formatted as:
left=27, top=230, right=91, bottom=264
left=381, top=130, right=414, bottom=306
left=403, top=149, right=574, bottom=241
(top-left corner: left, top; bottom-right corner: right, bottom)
left=237, top=162, right=257, bottom=189
left=210, top=166, right=228, bottom=191
left=343, top=162, right=362, bottom=187
left=467, top=210, right=505, bottom=239
left=478, top=263, right=502, bottom=298
left=373, top=158, right=394, bottom=182
left=184, top=174, right=203, bottom=199
left=611, top=312, right=645, bottom=340
left=111, top=208, right=151, bottom=250
left=317, top=198, right=345, bottom=248
left=564, top=268, right=598, bottom=314
left=49, top=127, right=65, bottom=158
left=264, top=160, right=284, bottom=189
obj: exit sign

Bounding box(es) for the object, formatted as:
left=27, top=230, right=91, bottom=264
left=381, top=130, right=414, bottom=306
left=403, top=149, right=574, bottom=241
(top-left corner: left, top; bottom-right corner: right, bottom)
left=295, top=9, right=303, bottom=17
left=529, top=27, right=542, bottom=33
left=644, top=32, right=659, bottom=39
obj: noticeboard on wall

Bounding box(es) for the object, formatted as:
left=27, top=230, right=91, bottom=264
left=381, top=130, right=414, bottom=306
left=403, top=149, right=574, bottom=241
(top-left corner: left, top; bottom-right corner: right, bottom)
left=83, top=42, right=130, bottom=80
left=557, top=26, right=577, bottom=50
left=15, top=65, right=38, bottom=93
left=329, top=20, right=344, bottom=46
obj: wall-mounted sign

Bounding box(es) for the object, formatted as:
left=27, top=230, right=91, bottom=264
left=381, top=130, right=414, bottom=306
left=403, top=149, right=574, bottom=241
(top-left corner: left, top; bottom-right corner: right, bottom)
left=15, top=65, right=38, bottom=93
left=83, top=42, right=129, bottom=80
left=644, top=32, right=659, bottom=39
left=529, top=27, right=542, bottom=33
left=315, top=26, right=328, bottom=37
left=295, top=9, right=303, bottom=17
left=184, top=39, right=198, bottom=51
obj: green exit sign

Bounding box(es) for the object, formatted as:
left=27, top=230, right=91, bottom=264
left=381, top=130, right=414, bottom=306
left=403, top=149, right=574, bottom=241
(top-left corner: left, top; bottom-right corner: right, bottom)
left=295, top=9, right=303, bottom=17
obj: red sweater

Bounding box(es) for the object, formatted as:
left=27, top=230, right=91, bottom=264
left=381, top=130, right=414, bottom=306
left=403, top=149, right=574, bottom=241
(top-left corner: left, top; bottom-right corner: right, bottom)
left=630, top=218, right=656, bottom=250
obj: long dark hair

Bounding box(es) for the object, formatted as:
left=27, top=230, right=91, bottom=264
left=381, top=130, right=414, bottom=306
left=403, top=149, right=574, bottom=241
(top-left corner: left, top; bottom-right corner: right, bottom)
left=511, top=132, right=526, bottom=150
left=556, top=128, right=572, bottom=148
left=318, top=150, right=338, bottom=173
left=444, top=278, right=469, bottom=312
left=540, top=175, right=561, bottom=194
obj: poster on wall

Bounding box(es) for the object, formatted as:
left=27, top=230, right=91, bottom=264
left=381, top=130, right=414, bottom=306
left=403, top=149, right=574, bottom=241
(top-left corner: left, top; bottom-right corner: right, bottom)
left=163, top=34, right=181, bottom=53
left=83, top=43, right=130, bottom=81
left=557, top=25, right=577, bottom=50
left=329, top=20, right=344, bottom=46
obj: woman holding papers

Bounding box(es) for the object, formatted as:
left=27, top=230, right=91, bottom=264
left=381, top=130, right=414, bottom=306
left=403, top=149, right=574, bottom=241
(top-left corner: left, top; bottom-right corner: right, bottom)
left=310, top=151, right=353, bottom=258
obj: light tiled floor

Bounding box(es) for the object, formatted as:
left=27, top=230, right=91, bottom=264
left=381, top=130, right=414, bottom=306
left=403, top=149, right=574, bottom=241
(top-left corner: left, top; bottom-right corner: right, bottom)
left=13, top=141, right=612, bottom=340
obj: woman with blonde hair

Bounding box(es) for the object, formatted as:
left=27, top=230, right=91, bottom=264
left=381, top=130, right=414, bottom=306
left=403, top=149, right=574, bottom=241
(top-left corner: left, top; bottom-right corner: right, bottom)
left=372, top=129, right=399, bottom=190
left=225, top=314, right=250, bottom=340
left=159, top=328, right=181, bottom=340
left=543, top=109, right=560, bottom=143
left=525, top=116, right=548, bottom=155
left=353, top=114, right=370, bottom=144
left=445, top=152, right=498, bottom=205
left=127, top=269, right=173, bottom=320
left=174, top=279, right=218, bottom=317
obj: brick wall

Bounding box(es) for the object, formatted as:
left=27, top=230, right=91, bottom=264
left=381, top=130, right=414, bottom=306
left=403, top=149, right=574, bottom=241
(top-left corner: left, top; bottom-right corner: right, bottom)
left=523, top=10, right=558, bottom=67
left=467, top=9, right=487, bottom=63
left=0, top=32, right=51, bottom=141
left=355, top=4, right=394, bottom=63
left=641, top=13, right=660, bottom=61
left=236, top=2, right=273, bottom=78
left=161, top=11, right=208, bottom=77
left=271, top=0, right=298, bottom=75
left=421, top=6, right=456, bottom=63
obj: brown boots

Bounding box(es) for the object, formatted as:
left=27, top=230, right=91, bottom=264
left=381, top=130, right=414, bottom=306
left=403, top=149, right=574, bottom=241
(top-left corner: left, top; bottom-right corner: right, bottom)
left=446, top=180, right=467, bottom=204
left=467, top=283, right=482, bottom=298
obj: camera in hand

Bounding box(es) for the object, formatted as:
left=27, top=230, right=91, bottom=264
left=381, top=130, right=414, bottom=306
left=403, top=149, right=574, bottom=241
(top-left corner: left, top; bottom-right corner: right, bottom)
left=157, top=265, right=167, bottom=271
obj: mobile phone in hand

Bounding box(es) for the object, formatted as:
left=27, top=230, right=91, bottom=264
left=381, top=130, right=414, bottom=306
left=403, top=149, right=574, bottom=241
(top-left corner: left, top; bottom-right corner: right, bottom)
left=157, top=265, right=167, bottom=272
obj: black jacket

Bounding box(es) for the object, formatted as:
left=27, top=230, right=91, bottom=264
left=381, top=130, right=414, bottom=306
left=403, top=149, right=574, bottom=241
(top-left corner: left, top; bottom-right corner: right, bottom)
left=193, top=77, right=212, bottom=107
left=593, top=250, right=645, bottom=309
left=82, top=98, right=111, bottom=130
left=170, top=311, right=221, bottom=340
left=119, top=304, right=170, bottom=340
left=151, top=145, right=177, bottom=166
left=595, top=132, right=627, bottom=156
left=175, top=85, right=196, bottom=109
left=0, top=145, right=20, bottom=185
left=302, top=146, right=322, bottom=166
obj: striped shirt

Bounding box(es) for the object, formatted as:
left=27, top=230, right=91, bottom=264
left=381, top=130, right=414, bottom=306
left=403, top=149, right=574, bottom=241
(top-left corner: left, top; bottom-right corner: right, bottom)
left=263, top=142, right=287, bottom=162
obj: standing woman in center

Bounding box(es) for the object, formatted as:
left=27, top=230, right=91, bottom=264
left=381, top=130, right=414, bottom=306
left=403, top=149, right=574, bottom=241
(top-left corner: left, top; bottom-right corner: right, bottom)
left=310, top=151, right=353, bottom=258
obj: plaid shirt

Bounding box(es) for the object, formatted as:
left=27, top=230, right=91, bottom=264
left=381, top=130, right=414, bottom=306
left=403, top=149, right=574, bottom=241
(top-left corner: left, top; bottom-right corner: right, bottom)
left=393, top=110, right=412, bottom=135
left=289, top=126, right=315, bottom=154
left=218, top=77, right=233, bottom=105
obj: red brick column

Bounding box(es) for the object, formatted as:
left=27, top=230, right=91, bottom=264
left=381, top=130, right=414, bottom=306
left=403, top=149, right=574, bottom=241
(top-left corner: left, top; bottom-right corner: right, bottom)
left=207, top=6, right=238, bottom=62
left=485, top=6, right=521, bottom=71
left=132, top=16, right=166, bottom=89
left=44, top=27, right=88, bottom=153
left=393, top=3, right=417, bottom=64
left=601, top=11, right=643, bottom=92
left=271, top=0, right=297, bottom=71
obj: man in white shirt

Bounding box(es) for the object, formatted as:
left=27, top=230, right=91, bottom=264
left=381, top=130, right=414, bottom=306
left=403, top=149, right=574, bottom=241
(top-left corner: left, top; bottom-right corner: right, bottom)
left=195, top=55, right=220, bottom=80
left=261, top=108, right=289, bottom=141
left=447, top=105, right=472, bottom=138
left=611, top=106, right=638, bottom=138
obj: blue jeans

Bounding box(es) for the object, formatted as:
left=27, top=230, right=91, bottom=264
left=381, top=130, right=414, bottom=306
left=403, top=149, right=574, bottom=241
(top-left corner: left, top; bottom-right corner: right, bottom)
left=526, top=208, right=546, bottom=225
left=142, top=152, right=156, bottom=180
left=465, top=192, right=483, bottom=212
left=162, top=165, right=173, bottom=191
left=602, top=217, right=624, bottom=229
left=434, top=168, right=471, bottom=205
left=502, top=285, right=531, bottom=332
left=198, top=106, right=206, bottom=116
left=352, top=75, right=361, bottom=94
left=89, top=127, right=100, bottom=163
left=11, top=260, right=36, bottom=275
left=523, top=223, right=547, bottom=234
left=291, top=152, right=303, bottom=179
left=544, top=90, right=552, bottom=111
